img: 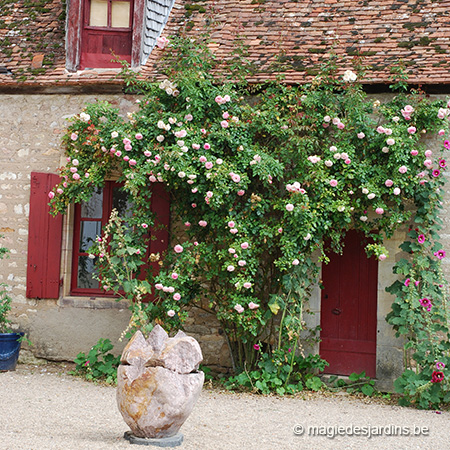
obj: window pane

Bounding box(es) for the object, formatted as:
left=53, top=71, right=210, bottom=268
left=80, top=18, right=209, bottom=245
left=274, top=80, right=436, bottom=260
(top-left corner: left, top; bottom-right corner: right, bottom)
left=77, top=256, right=99, bottom=289
left=79, top=221, right=102, bottom=252
left=111, top=1, right=131, bottom=28
left=112, top=186, right=133, bottom=217
left=81, top=187, right=103, bottom=218
left=90, top=0, right=108, bottom=27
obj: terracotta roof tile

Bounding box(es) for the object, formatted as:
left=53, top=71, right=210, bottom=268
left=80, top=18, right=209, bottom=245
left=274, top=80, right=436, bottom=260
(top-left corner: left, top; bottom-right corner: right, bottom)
left=2, top=0, right=450, bottom=89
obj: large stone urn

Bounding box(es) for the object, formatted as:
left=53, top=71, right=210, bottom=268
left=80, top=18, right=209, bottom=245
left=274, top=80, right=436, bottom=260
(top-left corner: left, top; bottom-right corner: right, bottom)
left=116, top=325, right=204, bottom=446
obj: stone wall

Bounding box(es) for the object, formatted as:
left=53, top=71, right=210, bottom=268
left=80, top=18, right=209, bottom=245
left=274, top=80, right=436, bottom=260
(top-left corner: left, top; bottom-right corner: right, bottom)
left=1, top=93, right=450, bottom=387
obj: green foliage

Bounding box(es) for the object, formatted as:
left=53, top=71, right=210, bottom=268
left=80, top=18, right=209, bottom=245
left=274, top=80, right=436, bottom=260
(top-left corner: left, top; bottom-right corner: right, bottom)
left=224, top=349, right=328, bottom=395
left=72, top=338, right=120, bottom=385
left=328, top=371, right=376, bottom=396
left=48, top=29, right=450, bottom=402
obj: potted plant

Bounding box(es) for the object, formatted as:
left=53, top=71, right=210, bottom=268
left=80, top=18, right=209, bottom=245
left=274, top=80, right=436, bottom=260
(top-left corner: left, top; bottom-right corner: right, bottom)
left=0, top=235, right=24, bottom=371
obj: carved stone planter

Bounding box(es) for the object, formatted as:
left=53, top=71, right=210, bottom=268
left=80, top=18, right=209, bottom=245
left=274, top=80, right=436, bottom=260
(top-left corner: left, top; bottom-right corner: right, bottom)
left=117, top=325, right=204, bottom=446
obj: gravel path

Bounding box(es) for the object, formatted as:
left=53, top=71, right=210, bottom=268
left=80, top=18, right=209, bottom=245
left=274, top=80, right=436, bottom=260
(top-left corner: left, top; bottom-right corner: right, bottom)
left=0, top=364, right=448, bottom=450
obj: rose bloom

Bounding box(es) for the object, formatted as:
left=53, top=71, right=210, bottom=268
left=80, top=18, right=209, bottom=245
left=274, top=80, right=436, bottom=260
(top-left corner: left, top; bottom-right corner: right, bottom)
left=173, top=293, right=181, bottom=301
left=243, top=282, right=252, bottom=289
left=410, top=150, right=418, bottom=156
left=167, top=310, right=176, bottom=317
left=292, top=258, right=300, bottom=265
left=248, top=302, right=259, bottom=310
left=228, top=221, right=235, bottom=228
left=174, top=244, right=183, bottom=253
left=286, top=203, right=294, bottom=212
left=398, top=166, right=408, bottom=174
left=234, top=304, right=244, bottom=313
left=220, top=120, right=229, bottom=128
left=205, top=161, right=213, bottom=169
left=386, top=138, right=395, bottom=146
left=238, top=260, right=246, bottom=267
left=357, top=132, right=365, bottom=139
left=393, top=187, right=401, bottom=195
left=329, top=179, right=338, bottom=187
left=227, top=265, right=235, bottom=272
left=237, top=190, right=245, bottom=196
left=385, top=179, right=393, bottom=187
left=241, top=242, right=249, bottom=249
left=199, top=220, right=207, bottom=227
left=375, top=207, right=384, bottom=215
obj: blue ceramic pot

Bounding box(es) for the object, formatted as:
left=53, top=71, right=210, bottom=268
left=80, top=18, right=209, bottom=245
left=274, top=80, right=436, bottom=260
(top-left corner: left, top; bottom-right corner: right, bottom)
left=0, top=332, right=24, bottom=371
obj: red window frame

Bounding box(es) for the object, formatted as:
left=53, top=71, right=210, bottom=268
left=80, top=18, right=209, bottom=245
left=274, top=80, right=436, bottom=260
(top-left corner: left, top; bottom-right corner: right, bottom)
left=66, top=0, right=145, bottom=71
left=71, top=181, right=116, bottom=296
left=70, top=181, right=170, bottom=300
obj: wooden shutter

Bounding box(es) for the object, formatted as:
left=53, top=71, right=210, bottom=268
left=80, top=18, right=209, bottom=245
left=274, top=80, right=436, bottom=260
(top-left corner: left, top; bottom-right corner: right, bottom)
left=140, top=183, right=170, bottom=302
left=26, top=172, right=63, bottom=299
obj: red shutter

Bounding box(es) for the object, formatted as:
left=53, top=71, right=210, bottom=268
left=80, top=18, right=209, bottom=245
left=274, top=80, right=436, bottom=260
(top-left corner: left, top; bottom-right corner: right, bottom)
left=26, top=172, right=63, bottom=299
left=140, top=183, right=170, bottom=302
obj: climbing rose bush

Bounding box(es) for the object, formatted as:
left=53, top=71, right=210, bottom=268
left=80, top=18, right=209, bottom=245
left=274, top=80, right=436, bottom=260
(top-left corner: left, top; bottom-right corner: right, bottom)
left=50, top=35, right=450, bottom=404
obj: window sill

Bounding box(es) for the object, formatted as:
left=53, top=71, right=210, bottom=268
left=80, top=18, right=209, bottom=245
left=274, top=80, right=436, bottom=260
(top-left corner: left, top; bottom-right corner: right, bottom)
left=60, top=296, right=130, bottom=310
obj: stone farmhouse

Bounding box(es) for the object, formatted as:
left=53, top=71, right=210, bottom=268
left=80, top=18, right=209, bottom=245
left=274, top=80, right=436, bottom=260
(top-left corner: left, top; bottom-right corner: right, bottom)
left=1, top=0, right=450, bottom=389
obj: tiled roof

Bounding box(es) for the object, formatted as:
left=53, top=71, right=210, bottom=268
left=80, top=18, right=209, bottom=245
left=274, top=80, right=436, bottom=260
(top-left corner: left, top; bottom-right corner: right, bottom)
left=1, top=0, right=450, bottom=90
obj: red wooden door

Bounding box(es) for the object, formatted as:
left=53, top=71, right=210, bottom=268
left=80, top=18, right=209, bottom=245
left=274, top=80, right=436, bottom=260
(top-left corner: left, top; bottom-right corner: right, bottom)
left=80, top=0, right=133, bottom=69
left=320, top=230, right=378, bottom=378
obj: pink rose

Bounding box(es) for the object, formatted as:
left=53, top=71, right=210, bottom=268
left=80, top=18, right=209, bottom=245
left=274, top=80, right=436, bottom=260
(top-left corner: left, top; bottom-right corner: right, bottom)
left=248, top=302, right=259, bottom=310
left=167, top=309, right=176, bottom=317
left=243, top=282, right=252, bottom=289
left=135, top=133, right=143, bottom=140
left=171, top=273, right=178, bottom=280
left=286, top=203, right=294, bottom=212
left=385, top=179, right=393, bottom=187
left=375, top=207, right=384, bottom=215
left=241, top=242, right=249, bottom=249
left=199, top=220, right=207, bottom=227
left=237, top=190, right=245, bottom=196
left=398, top=166, right=407, bottom=174
left=48, top=191, right=55, bottom=199
left=173, top=293, right=181, bottom=301
left=174, top=244, right=183, bottom=253
left=329, top=179, right=338, bottom=187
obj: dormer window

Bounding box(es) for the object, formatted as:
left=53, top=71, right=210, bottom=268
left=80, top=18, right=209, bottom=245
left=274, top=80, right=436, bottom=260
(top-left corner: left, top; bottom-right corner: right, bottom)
left=66, top=0, right=176, bottom=72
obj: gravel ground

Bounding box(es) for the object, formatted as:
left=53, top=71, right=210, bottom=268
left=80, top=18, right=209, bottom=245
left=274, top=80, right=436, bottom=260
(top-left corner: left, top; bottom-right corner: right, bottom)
left=0, top=364, right=449, bottom=450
